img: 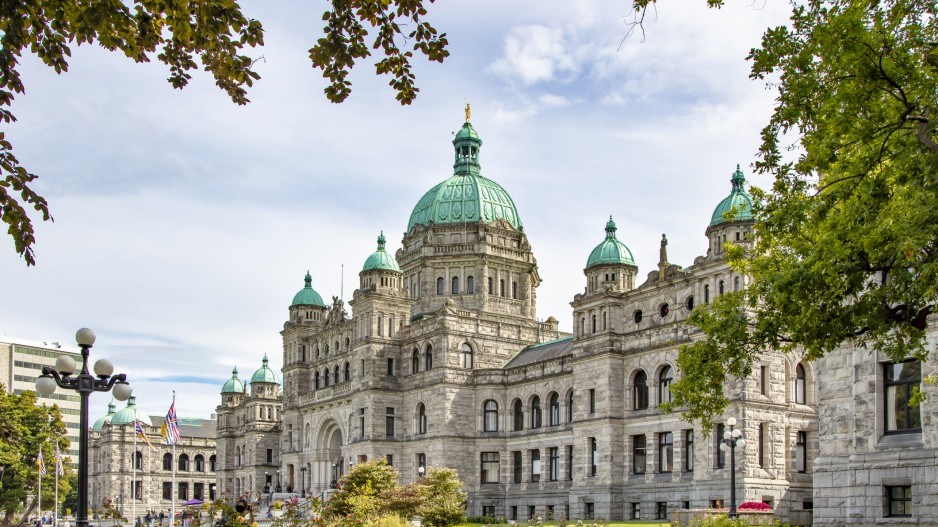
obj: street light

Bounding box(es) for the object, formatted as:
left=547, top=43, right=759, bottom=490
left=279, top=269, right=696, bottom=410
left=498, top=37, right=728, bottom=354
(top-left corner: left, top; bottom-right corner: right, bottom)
left=299, top=467, right=306, bottom=497
left=35, top=328, right=131, bottom=527
left=718, top=417, right=746, bottom=518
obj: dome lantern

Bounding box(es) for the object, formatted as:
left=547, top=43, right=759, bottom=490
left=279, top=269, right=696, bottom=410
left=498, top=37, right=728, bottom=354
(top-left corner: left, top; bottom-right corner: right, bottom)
left=110, top=396, right=151, bottom=427
left=586, top=216, right=636, bottom=269
left=291, top=271, right=326, bottom=307
left=709, top=164, right=755, bottom=227
left=92, top=400, right=118, bottom=431
left=250, top=354, right=279, bottom=385
left=362, top=231, right=402, bottom=272
left=221, top=366, right=245, bottom=394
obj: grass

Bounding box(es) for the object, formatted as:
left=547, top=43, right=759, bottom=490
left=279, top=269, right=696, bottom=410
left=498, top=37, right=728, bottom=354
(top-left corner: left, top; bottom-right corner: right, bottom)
left=459, top=523, right=670, bottom=527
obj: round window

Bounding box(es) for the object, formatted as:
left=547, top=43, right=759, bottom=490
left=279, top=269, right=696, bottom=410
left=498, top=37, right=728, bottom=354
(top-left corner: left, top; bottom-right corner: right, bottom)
left=685, top=296, right=695, bottom=311
left=634, top=310, right=643, bottom=324
left=660, top=303, right=670, bottom=318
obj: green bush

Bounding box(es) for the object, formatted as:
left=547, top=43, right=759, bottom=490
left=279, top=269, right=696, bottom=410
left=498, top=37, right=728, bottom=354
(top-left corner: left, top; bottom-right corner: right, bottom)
left=416, top=467, right=467, bottom=527
left=363, top=514, right=411, bottom=527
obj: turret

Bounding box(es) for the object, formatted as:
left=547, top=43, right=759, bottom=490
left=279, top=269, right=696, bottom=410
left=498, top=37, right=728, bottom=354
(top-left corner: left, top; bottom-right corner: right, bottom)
left=584, top=216, right=638, bottom=293
left=707, top=165, right=755, bottom=256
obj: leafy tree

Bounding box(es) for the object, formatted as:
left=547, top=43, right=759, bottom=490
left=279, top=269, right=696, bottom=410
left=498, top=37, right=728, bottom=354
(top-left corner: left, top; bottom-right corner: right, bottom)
left=669, top=0, right=938, bottom=430
left=0, top=386, right=72, bottom=526
left=325, top=459, right=399, bottom=518
left=415, top=467, right=466, bottom=527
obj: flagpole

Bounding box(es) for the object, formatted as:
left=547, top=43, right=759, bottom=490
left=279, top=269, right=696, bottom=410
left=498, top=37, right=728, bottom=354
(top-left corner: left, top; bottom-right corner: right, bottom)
left=132, top=423, right=137, bottom=527
left=170, top=391, right=176, bottom=527
left=38, top=447, right=42, bottom=524
left=54, top=463, right=58, bottom=527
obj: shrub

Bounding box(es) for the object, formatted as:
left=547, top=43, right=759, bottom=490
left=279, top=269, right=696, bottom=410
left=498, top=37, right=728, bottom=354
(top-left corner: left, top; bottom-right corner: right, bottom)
left=416, top=467, right=467, bottom=527
left=689, top=514, right=752, bottom=527
left=363, top=514, right=411, bottom=527
left=738, top=502, right=773, bottom=512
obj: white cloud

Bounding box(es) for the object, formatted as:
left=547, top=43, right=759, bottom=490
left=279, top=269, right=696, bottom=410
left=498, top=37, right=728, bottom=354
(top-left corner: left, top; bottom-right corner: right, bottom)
left=489, top=25, right=578, bottom=86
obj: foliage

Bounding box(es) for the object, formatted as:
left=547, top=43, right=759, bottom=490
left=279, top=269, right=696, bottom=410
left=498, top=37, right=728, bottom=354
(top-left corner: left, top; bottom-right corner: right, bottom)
left=738, top=502, right=772, bottom=512
left=668, top=0, right=938, bottom=430
left=362, top=514, right=411, bottom=527
left=62, top=474, right=79, bottom=516
left=0, top=386, right=72, bottom=527
left=686, top=515, right=753, bottom=527
left=415, top=466, right=467, bottom=527
left=326, top=460, right=399, bottom=518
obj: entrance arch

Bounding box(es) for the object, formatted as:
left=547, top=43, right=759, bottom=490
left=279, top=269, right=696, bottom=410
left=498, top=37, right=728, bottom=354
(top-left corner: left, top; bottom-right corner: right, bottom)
left=312, top=420, right=344, bottom=494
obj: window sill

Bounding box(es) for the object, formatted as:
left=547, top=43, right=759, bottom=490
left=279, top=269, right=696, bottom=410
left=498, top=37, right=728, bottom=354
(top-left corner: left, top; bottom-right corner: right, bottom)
left=877, top=432, right=923, bottom=449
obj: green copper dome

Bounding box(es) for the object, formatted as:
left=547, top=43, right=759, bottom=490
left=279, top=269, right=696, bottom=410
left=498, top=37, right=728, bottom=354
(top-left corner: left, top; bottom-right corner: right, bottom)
left=362, top=232, right=401, bottom=272
left=250, top=355, right=279, bottom=384
left=222, top=367, right=245, bottom=394
left=710, top=165, right=755, bottom=227
left=291, top=272, right=326, bottom=307
left=586, top=216, right=636, bottom=268
left=110, top=396, right=152, bottom=427
left=407, top=121, right=523, bottom=232
left=92, top=401, right=117, bottom=431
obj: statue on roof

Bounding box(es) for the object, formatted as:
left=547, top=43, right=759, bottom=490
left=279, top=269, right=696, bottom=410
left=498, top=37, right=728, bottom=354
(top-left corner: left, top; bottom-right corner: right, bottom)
left=465, top=102, right=471, bottom=122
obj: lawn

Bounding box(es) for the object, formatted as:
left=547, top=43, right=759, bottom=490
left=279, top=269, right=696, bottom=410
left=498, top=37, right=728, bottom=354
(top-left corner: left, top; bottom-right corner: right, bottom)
left=459, top=523, right=670, bottom=527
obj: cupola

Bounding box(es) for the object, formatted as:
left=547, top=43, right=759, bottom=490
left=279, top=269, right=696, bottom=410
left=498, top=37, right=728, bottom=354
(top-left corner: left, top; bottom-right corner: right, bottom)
left=92, top=400, right=117, bottom=431
left=110, top=396, right=152, bottom=427
left=706, top=165, right=755, bottom=256
left=584, top=216, right=638, bottom=293
left=221, top=367, right=245, bottom=394
left=289, top=271, right=328, bottom=324
left=362, top=232, right=401, bottom=272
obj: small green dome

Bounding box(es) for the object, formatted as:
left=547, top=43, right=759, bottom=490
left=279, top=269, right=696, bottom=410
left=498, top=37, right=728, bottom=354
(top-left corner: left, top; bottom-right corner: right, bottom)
left=710, top=165, right=755, bottom=227
left=222, top=367, right=245, bottom=394
left=92, top=401, right=117, bottom=431
left=250, top=355, right=279, bottom=384
left=407, top=121, right=523, bottom=232
left=586, top=216, right=636, bottom=268
left=110, top=396, right=151, bottom=427
left=291, top=272, right=326, bottom=307
left=362, top=232, right=401, bottom=272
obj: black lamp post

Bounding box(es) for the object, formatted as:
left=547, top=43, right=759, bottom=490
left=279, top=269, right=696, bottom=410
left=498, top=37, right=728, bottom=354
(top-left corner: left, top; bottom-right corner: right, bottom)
left=718, top=417, right=746, bottom=518
left=299, top=467, right=306, bottom=497
left=35, top=328, right=132, bottom=527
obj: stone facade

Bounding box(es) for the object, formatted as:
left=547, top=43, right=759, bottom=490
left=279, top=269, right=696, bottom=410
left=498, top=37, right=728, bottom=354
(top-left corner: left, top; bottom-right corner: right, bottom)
left=89, top=408, right=216, bottom=518
left=215, top=361, right=283, bottom=498
left=812, top=330, right=938, bottom=526
left=232, top=118, right=825, bottom=524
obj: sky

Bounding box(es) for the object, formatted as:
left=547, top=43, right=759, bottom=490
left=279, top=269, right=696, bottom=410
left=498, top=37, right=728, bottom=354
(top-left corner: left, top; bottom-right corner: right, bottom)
left=1, top=0, right=793, bottom=422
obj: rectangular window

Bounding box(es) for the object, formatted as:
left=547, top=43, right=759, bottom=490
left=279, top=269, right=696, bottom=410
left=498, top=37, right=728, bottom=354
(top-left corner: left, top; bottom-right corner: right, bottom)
left=633, top=435, right=646, bottom=475
left=758, top=423, right=766, bottom=468
left=886, top=485, right=912, bottom=517
left=589, top=437, right=598, bottom=476
left=548, top=447, right=559, bottom=481
left=417, top=453, right=426, bottom=476
left=884, top=361, right=922, bottom=433
left=531, top=449, right=541, bottom=482
left=358, top=408, right=365, bottom=438
left=482, top=506, right=495, bottom=518
left=685, top=430, right=694, bottom=472
left=387, top=358, right=395, bottom=376
left=513, top=451, right=523, bottom=483
left=656, top=502, right=667, bottom=520
left=528, top=506, right=536, bottom=520
left=386, top=454, right=393, bottom=466
left=481, top=452, right=500, bottom=483
left=760, top=366, right=768, bottom=396
left=566, top=445, right=574, bottom=481
left=796, top=431, right=807, bottom=473
left=716, top=424, right=726, bottom=468
left=386, top=407, right=395, bottom=437
left=510, top=506, right=518, bottom=521
left=162, top=482, right=172, bottom=500
left=659, top=432, right=673, bottom=473
left=178, top=482, right=189, bottom=500
left=585, top=503, right=594, bottom=520
left=589, top=389, right=596, bottom=414
left=266, top=449, right=273, bottom=463
left=194, top=483, right=204, bottom=500
left=631, top=503, right=640, bottom=520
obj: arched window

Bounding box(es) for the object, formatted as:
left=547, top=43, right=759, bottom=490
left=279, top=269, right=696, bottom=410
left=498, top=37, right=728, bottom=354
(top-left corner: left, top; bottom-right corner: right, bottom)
left=314, top=371, right=320, bottom=390
left=452, top=276, right=460, bottom=294
left=209, top=455, right=216, bottom=471
left=795, top=363, right=807, bottom=404
left=425, top=344, right=433, bottom=370
left=686, top=295, right=695, bottom=311
left=134, top=451, right=143, bottom=470
left=500, top=279, right=505, bottom=297
left=304, top=423, right=311, bottom=448
left=633, top=371, right=649, bottom=410
left=719, top=280, right=725, bottom=295
left=344, top=361, right=351, bottom=381
left=412, top=349, right=420, bottom=374
left=437, top=277, right=444, bottom=295
left=513, top=399, right=524, bottom=431
left=566, top=391, right=574, bottom=423
left=467, top=276, right=474, bottom=293
left=163, top=453, right=173, bottom=471
left=704, top=284, right=710, bottom=304
left=334, top=365, right=340, bottom=383
left=195, top=454, right=205, bottom=472
left=659, top=366, right=673, bottom=406
left=483, top=400, right=498, bottom=432
left=602, top=311, right=607, bottom=330
left=548, top=393, right=561, bottom=426
left=417, top=403, right=427, bottom=435
left=461, top=343, right=474, bottom=369
left=488, top=277, right=493, bottom=294
left=512, top=281, right=518, bottom=299
left=734, top=276, right=740, bottom=291
left=178, top=453, right=190, bottom=471
left=591, top=315, right=597, bottom=333
left=324, top=368, right=330, bottom=387
left=530, top=396, right=542, bottom=429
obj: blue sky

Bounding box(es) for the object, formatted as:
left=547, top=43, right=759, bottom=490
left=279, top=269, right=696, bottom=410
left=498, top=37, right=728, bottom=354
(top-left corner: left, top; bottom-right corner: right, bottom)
left=1, top=0, right=791, bottom=421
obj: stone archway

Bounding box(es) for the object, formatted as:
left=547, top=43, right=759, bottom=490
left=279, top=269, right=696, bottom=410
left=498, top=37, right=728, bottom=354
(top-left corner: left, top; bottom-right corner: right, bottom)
left=311, top=420, right=344, bottom=495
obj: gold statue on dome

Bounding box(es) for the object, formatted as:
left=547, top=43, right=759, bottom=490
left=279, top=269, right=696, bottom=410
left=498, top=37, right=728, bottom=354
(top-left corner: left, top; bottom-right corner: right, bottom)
left=465, top=102, right=471, bottom=122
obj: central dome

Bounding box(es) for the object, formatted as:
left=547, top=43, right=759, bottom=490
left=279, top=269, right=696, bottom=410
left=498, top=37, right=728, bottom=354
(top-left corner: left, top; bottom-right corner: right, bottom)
left=407, top=121, right=523, bottom=232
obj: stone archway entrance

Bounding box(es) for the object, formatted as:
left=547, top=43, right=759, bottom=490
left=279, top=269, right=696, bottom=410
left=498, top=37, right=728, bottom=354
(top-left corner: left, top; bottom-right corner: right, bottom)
left=312, top=420, right=344, bottom=495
